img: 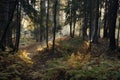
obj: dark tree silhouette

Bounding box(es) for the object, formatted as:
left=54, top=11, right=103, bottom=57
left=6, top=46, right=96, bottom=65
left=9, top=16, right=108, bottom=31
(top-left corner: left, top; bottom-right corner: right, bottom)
left=0, top=0, right=18, bottom=51
left=52, top=0, right=58, bottom=53
left=108, top=0, right=119, bottom=50
left=46, top=0, right=50, bottom=48
left=92, top=0, right=99, bottom=43
left=13, top=0, right=21, bottom=52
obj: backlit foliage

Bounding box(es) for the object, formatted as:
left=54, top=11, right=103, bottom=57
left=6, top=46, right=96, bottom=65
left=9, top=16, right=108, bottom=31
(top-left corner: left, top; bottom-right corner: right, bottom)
left=0, top=51, right=33, bottom=80
left=67, top=52, right=91, bottom=68
left=18, top=50, right=33, bottom=64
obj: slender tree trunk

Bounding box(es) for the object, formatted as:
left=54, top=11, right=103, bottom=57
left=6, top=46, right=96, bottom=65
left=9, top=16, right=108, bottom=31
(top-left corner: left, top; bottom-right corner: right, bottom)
left=33, top=0, right=37, bottom=41
left=117, top=18, right=120, bottom=48
left=40, top=0, right=43, bottom=42
left=89, top=0, right=93, bottom=40
left=92, top=0, right=99, bottom=43
left=89, top=0, right=93, bottom=50
left=69, top=3, right=73, bottom=38
left=72, top=0, right=77, bottom=38
left=52, top=0, right=58, bottom=53
left=98, top=7, right=102, bottom=38
left=6, top=27, right=14, bottom=48
left=82, top=0, right=88, bottom=40
left=72, top=11, right=76, bottom=38
left=13, top=0, right=21, bottom=52
left=46, top=0, right=49, bottom=48
left=103, top=0, right=108, bottom=38
left=70, top=19, right=73, bottom=37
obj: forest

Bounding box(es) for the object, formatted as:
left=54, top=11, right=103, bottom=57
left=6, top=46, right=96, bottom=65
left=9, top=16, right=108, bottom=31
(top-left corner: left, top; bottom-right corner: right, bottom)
left=0, top=0, right=120, bottom=80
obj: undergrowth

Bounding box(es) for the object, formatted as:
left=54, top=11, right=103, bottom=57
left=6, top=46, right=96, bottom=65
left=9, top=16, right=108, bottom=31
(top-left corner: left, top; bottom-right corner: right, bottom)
left=0, top=51, right=33, bottom=80
left=40, top=37, right=120, bottom=80
left=0, top=37, right=120, bottom=80
left=42, top=54, right=120, bottom=80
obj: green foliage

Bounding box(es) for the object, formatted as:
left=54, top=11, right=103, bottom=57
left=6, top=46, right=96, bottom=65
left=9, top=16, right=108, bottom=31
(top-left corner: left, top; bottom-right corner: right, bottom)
left=41, top=55, right=120, bottom=80
left=0, top=52, right=33, bottom=80
left=34, top=37, right=120, bottom=80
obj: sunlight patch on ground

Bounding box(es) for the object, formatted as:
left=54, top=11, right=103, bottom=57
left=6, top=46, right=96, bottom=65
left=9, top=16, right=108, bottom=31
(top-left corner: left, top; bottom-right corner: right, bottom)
left=36, top=45, right=47, bottom=52
left=18, top=50, right=33, bottom=64
left=36, top=41, right=61, bottom=52
left=37, top=47, right=43, bottom=52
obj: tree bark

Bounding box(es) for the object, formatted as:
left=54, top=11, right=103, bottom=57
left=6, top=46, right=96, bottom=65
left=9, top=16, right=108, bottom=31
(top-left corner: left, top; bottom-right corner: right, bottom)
left=92, top=0, right=99, bottom=43
left=13, top=0, right=21, bottom=52
left=103, top=0, right=108, bottom=38
left=46, top=0, right=50, bottom=48
left=82, top=0, right=88, bottom=40
left=52, top=0, right=58, bottom=53
left=108, top=0, right=118, bottom=50
left=69, top=0, right=73, bottom=38
left=0, top=0, right=18, bottom=51
left=116, top=18, right=120, bottom=48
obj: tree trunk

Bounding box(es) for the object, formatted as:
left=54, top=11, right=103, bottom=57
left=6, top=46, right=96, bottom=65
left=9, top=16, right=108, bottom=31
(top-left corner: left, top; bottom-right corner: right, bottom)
left=92, top=0, right=99, bottom=43
left=69, top=1, right=73, bottom=38
left=72, top=0, right=77, bottom=38
left=82, top=0, right=88, bottom=40
left=108, top=0, right=118, bottom=50
left=89, top=0, right=93, bottom=51
left=103, top=0, right=108, bottom=38
left=6, top=27, right=14, bottom=48
left=116, top=18, right=120, bottom=48
left=89, top=0, right=93, bottom=41
left=52, top=0, right=58, bottom=53
left=46, top=0, right=50, bottom=48
left=40, top=0, right=43, bottom=42
left=13, top=0, right=21, bottom=52
left=72, top=10, right=76, bottom=38
left=0, top=0, right=18, bottom=51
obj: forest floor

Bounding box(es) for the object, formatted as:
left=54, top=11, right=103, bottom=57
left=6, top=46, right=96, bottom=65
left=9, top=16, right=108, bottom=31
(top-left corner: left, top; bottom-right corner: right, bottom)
left=0, top=36, right=120, bottom=80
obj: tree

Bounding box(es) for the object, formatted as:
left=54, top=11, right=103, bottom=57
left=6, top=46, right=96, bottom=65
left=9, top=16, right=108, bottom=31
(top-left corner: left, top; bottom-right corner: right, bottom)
left=0, top=0, right=18, bottom=51
left=72, top=0, right=77, bottom=38
left=82, top=0, right=88, bottom=40
left=103, top=0, right=109, bottom=38
left=13, top=0, right=21, bottom=52
left=40, top=0, right=44, bottom=42
left=46, top=0, right=50, bottom=48
left=52, top=0, right=58, bottom=53
left=69, top=0, right=73, bottom=38
left=116, top=18, right=120, bottom=48
left=108, top=0, right=119, bottom=50
left=92, top=0, right=99, bottom=43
